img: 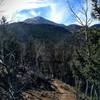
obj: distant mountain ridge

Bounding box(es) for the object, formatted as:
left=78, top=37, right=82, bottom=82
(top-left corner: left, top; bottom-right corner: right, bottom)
left=0, top=16, right=99, bottom=43
left=66, top=24, right=82, bottom=32
left=0, top=22, right=71, bottom=42
left=91, top=24, right=100, bottom=28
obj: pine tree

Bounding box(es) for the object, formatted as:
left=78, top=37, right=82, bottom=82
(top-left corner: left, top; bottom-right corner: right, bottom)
left=92, top=0, right=100, bottom=19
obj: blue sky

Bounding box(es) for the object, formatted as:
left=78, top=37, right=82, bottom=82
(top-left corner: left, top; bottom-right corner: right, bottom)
left=0, top=0, right=99, bottom=25
left=16, top=0, right=83, bottom=24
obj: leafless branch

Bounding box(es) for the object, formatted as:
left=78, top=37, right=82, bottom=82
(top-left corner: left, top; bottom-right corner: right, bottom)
left=66, top=0, right=84, bottom=26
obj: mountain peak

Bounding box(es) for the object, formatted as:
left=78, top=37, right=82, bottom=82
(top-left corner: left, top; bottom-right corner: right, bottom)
left=24, top=16, right=57, bottom=25
left=33, top=16, right=46, bottom=20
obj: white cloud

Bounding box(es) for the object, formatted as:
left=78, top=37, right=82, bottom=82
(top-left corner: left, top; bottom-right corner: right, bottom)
left=0, top=0, right=99, bottom=25
left=14, top=13, right=27, bottom=22
left=0, top=0, right=69, bottom=23
left=48, top=0, right=70, bottom=24
left=49, top=4, right=65, bottom=23
left=0, top=0, right=50, bottom=21
left=30, top=10, right=39, bottom=16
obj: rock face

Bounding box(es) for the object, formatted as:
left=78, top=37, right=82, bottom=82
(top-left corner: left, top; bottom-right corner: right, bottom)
left=22, top=79, right=76, bottom=100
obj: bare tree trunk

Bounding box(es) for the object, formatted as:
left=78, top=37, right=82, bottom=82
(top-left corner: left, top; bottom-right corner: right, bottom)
left=90, top=84, right=94, bottom=100
left=36, top=54, right=39, bottom=73
left=78, top=80, right=81, bottom=100
left=94, top=89, right=98, bottom=100
left=1, top=41, right=4, bottom=62
left=75, top=76, right=80, bottom=100
left=85, top=80, right=89, bottom=97
left=98, top=84, right=100, bottom=100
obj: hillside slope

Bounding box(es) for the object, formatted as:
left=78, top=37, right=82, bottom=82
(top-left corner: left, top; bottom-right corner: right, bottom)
left=0, top=22, right=71, bottom=43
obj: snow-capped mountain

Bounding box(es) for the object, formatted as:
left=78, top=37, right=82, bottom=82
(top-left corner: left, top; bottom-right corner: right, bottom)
left=24, top=16, right=58, bottom=25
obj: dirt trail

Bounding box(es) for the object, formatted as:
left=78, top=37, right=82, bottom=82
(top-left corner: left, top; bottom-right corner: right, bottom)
left=22, top=79, right=76, bottom=100
left=51, top=80, right=76, bottom=100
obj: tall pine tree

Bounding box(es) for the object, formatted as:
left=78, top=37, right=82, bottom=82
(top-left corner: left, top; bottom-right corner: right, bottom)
left=92, top=0, right=100, bottom=19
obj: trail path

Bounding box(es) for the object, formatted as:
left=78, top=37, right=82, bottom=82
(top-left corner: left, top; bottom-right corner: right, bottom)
left=22, top=79, right=76, bottom=100
left=52, top=80, right=76, bottom=100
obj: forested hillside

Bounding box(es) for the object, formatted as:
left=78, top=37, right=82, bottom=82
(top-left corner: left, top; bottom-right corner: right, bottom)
left=0, top=15, right=99, bottom=100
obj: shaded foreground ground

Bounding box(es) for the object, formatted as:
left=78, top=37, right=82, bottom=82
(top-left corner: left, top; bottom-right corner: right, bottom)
left=22, top=79, right=76, bottom=100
